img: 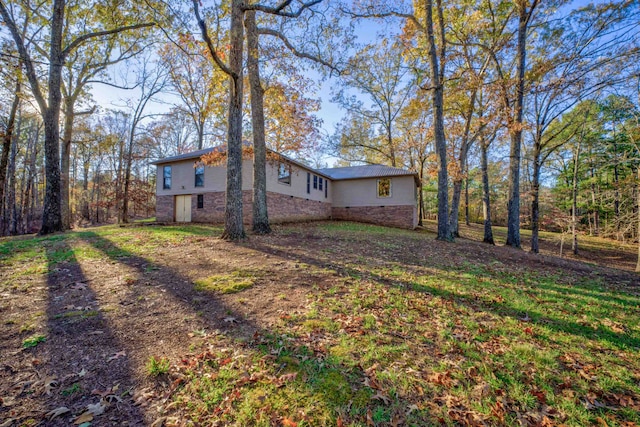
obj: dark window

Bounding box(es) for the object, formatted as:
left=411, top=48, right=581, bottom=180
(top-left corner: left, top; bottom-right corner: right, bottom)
left=319, top=177, right=323, bottom=191
left=306, top=172, right=310, bottom=194
left=197, top=194, right=204, bottom=209
left=278, top=162, right=291, bottom=185
left=377, top=178, right=391, bottom=198
left=313, top=175, right=318, bottom=189
left=163, top=165, right=172, bottom=189
left=325, top=181, right=328, bottom=198
left=195, top=164, right=204, bottom=187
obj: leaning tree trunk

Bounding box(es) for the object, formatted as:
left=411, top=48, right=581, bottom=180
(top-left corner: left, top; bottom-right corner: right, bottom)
left=221, top=0, right=246, bottom=240
left=530, top=143, right=542, bottom=253
left=245, top=10, right=271, bottom=235
left=480, top=141, right=494, bottom=245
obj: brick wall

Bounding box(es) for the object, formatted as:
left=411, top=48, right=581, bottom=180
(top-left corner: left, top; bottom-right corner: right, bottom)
left=156, top=195, right=174, bottom=222
left=332, top=205, right=417, bottom=229
left=189, top=190, right=331, bottom=224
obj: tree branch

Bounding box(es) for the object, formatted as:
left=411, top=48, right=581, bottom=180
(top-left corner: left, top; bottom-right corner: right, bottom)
left=245, top=0, right=322, bottom=17
left=62, top=22, right=155, bottom=59
left=257, top=27, right=339, bottom=74
left=191, top=0, right=234, bottom=77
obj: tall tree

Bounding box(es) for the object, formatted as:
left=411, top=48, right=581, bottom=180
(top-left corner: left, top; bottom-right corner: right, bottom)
left=0, top=0, right=153, bottom=234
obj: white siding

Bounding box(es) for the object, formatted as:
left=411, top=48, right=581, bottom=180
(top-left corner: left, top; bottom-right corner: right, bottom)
left=331, top=176, right=416, bottom=207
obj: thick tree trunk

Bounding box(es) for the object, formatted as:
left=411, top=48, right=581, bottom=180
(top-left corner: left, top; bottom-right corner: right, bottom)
left=245, top=10, right=271, bottom=235
left=61, top=98, right=74, bottom=230
left=480, top=141, right=494, bottom=245
left=530, top=144, right=541, bottom=253
left=39, top=0, right=65, bottom=235
left=506, top=3, right=531, bottom=249
left=5, top=114, right=21, bottom=235
left=425, top=0, right=449, bottom=241
left=197, top=121, right=205, bottom=150
left=418, top=162, right=425, bottom=227
left=465, top=173, right=470, bottom=226
left=121, top=131, right=135, bottom=223
left=0, top=87, right=20, bottom=219
left=449, top=180, right=463, bottom=237
left=221, top=0, right=246, bottom=240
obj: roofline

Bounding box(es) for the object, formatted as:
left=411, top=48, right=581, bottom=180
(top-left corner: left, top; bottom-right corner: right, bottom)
left=150, top=147, right=419, bottom=185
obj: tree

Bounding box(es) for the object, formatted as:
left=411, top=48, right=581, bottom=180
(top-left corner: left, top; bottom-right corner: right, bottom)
left=0, top=0, right=153, bottom=234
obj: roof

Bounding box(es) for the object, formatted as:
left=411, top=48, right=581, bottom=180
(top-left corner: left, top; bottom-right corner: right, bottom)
left=151, top=147, right=418, bottom=184
left=318, top=164, right=417, bottom=181
left=149, top=147, right=217, bottom=165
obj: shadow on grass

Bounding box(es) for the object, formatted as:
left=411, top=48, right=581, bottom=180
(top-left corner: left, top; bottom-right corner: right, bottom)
left=43, top=237, right=146, bottom=425
left=247, top=237, right=640, bottom=351
left=74, top=231, right=378, bottom=425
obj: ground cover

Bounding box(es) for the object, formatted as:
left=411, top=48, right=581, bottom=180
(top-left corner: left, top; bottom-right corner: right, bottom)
left=0, top=221, right=639, bottom=426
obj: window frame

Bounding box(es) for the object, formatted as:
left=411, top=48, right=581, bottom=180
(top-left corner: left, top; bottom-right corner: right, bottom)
left=195, top=164, right=205, bottom=187
left=163, top=165, right=172, bottom=189
left=319, top=177, right=323, bottom=191
left=313, top=175, right=318, bottom=189
left=306, top=172, right=310, bottom=194
left=278, top=162, right=291, bottom=185
left=377, top=178, right=392, bottom=198
left=197, top=194, right=204, bottom=209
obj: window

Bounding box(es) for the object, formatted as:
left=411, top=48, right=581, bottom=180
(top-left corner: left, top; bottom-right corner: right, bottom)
left=163, top=165, right=172, bottom=189
left=306, top=172, right=310, bottom=194
left=195, top=164, right=204, bottom=187
left=319, top=177, right=323, bottom=191
left=278, top=162, right=291, bottom=185
left=197, top=194, right=204, bottom=209
left=325, top=181, right=328, bottom=198
left=313, top=175, right=318, bottom=189
left=377, top=178, right=391, bottom=198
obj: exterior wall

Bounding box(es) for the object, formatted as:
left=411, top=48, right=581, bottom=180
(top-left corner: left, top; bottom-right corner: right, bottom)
left=332, top=205, right=417, bottom=229
left=161, top=190, right=331, bottom=224
left=156, top=159, right=332, bottom=203
left=331, top=175, right=416, bottom=208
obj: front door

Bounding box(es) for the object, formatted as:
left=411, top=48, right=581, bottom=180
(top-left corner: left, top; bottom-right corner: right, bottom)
left=175, top=195, right=192, bottom=222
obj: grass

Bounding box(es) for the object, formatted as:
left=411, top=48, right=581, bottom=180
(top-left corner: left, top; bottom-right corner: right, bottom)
left=22, top=334, right=46, bottom=348
left=194, top=270, right=259, bottom=294
left=146, top=356, right=171, bottom=377
left=1, top=221, right=639, bottom=426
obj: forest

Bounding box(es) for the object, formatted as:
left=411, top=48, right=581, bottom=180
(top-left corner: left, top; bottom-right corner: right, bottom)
left=1, top=0, right=639, bottom=254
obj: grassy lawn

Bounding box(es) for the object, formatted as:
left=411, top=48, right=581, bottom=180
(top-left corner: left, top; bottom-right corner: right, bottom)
left=0, top=221, right=639, bottom=426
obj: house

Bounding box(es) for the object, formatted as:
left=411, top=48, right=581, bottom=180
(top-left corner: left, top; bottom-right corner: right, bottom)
left=151, top=148, right=419, bottom=229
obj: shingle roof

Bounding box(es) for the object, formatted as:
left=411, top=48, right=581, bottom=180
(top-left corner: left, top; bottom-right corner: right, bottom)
left=317, top=164, right=416, bottom=181
left=150, top=148, right=417, bottom=184
left=149, top=147, right=217, bottom=165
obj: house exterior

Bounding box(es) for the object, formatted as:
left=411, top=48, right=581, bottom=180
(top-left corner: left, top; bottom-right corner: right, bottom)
left=151, top=148, right=419, bottom=229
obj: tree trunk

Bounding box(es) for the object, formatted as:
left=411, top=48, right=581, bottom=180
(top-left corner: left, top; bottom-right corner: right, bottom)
left=425, top=0, right=449, bottom=241
left=5, top=113, right=21, bottom=236
left=464, top=172, right=470, bottom=226
left=245, top=10, right=271, bottom=235
left=197, top=121, right=205, bottom=150
left=0, top=87, right=20, bottom=221
left=418, top=161, right=425, bottom=227
left=636, top=168, right=640, bottom=272
left=61, top=98, right=74, bottom=230
left=221, top=0, right=246, bottom=240
left=449, top=180, right=463, bottom=237
left=480, top=141, right=494, bottom=244
left=121, top=130, right=135, bottom=223
left=505, top=1, right=532, bottom=249
left=530, top=143, right=541, bottom=253
left=572, top=139, right=582, bottom=255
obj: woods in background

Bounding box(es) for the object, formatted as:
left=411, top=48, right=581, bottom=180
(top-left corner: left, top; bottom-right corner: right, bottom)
left=1, top=0, right=639, bottom=260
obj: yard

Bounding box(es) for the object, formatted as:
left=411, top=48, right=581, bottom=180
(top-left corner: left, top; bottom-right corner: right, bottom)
left=0, top=221, right=639, bottom=426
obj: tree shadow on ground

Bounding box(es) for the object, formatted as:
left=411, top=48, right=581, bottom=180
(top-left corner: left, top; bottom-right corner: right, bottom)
left=23, top=238, right=148, bottom=425
left=247, top=236, right=640, bottom=351
left=75, top=231, right=377, bottom=425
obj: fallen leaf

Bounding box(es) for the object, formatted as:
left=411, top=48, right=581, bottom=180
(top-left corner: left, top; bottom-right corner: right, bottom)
left=70, top=283, right=87, bottom=291
left=78, top=368, right=87, bottom=377
left=46, top=406, right=70, bottom=420
left=87, top=400, right=107, bottom=416
left=74, top=412, right=94, bottom=424
left=371, top=391, right=391, bottom=405
left=0, top=419, right=15, bottom=427
left=44, top=376, right=59, bottom=395
left=107, top=351, right=126, bottom=362
left=223, top=316, right=239, bottom=324
left=282, top=417, right=297, bottom=427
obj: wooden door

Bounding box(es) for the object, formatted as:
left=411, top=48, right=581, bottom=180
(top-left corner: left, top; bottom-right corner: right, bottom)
left=175, top=195, right=192, bottom=222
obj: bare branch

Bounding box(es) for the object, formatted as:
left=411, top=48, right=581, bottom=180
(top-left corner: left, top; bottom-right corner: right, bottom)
left=62, top=22, right=155, bottom=59
left=257, top=27, right=339, bottom=74
left=191, top=0, right=234, bottom=77
left=245, top=0, right=322, bottom=17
